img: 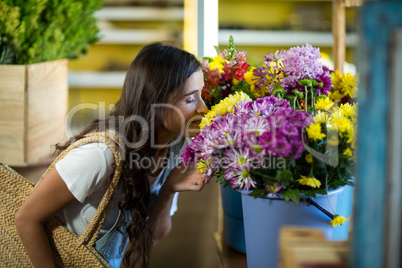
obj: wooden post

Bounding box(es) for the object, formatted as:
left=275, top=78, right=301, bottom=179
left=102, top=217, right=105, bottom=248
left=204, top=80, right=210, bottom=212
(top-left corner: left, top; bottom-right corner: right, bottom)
left=332, top=0, right=346, bottom=73
left=332, top=0, right=362, bottom=73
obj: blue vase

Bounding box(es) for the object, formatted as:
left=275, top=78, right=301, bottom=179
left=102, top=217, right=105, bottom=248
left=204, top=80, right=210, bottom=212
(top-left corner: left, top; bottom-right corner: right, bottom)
left=240, top=185, right=354, bottom=268
left=220, top=185, right=246, bottom=254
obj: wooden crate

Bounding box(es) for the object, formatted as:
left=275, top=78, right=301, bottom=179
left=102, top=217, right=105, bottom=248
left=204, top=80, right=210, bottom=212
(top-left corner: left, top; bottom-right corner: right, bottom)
left=0, top=59, right=68, bottom=166
left=279, top=226, right=350, bottom=268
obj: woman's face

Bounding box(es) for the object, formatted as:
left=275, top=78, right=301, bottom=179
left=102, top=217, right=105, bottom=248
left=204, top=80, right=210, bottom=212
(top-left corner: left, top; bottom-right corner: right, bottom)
left=162, top=69, right=208, bottom=139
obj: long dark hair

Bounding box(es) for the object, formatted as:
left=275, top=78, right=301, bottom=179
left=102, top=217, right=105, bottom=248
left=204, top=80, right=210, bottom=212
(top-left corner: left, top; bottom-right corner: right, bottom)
left=56, top=42, right=201, bottom=267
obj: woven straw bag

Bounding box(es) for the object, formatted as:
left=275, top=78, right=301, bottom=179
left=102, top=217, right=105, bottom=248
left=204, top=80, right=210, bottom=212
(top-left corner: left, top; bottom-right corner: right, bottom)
left=0, top=132, right=123, bottom=267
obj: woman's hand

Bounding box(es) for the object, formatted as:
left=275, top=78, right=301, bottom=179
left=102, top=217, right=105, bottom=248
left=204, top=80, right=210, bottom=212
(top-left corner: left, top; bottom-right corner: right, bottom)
left=163, top=162, right=207, bottom=193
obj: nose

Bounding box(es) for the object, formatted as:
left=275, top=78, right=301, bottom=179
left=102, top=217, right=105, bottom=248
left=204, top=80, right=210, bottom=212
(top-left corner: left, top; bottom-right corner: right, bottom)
left=197, top=99, right=208, bottom=114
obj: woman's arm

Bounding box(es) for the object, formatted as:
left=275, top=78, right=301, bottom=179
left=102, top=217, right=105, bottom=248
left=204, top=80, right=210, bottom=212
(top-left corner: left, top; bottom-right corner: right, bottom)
left=15, top=167, right=77, bottom=267
left=147, top=163, right=206, bottom=245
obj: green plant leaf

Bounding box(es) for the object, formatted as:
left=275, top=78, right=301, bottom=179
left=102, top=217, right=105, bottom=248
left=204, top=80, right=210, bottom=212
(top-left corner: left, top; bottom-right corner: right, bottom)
left=249, top=188, right=268, bottom=199
left=216, top=174, right=225, bottom=184
left=1, top=0, right=105, bottom=64
left=283, top=169, right=293, bottom=183
left=283, top=189, right=300, bottom=203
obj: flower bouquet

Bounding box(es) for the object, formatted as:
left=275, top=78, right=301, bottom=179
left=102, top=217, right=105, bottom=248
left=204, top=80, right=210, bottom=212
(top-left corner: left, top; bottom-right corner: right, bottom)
left=184, top=38, right=358, bottom=227
left=200, top=35, right=256, bottom=109
left=185, top=37, right=358, bottom=267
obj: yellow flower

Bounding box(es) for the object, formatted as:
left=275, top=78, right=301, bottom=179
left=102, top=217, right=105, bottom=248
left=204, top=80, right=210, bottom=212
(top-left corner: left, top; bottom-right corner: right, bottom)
left=343, top=148, right=353, bottom=156
left=245, top=67, right=266, bottom=98
left=209, top=55, right=225, bottom=73
left=306, top=123, right=326, bottom=141
left=320, top=52, right=330, bottom=59
left=315, top=97, right=334, bottom=111
left=200, top=91, right=252, bottom=129
left=244, top=67, right=256, bottom=87
left=329, top=109, right=343, bottom=121
left=214, top=55, right=225, bottom=65
left=197, top=158, right=209, bottom=173
left=313, top=110, right=330, bottom=124
left=339, top=103, right=356, bottom=118
left=330, top=215, right=349, bottom=227
left=305, top=154, right=313, bottom=164
left=200, top=110, right=217, bottom=130
left=340, top=73, right=355, bottom=96
left=297, top=176, right=321, bottom=188
left=328, top=91, right=344, bottom=102
left=327, top=135, right=339, bottom=146
left=331, top=70, right=342, bottom=89
left=345, top=128, right=356, bottom=148
left=332, top=117, right=353, bottom=137
left=232, top=78, right=239, bottom=85
left=349, top=74, right=359, bottom=98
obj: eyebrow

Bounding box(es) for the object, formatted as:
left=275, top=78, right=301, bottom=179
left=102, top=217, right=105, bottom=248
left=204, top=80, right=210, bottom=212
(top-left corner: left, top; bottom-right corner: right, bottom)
left=183, top=89, right=199, bottom=97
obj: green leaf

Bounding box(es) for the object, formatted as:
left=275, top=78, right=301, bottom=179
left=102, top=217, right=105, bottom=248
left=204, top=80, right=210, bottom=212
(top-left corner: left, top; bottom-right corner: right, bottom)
left=1, top=0, right=106, bottom=64
left=275, top=170, right=283, bottom=181
left=216, top=174, right=225, bottom=184
left=249, top=188, right=268, bottom=199
left=283, top=189, right=300, bottom=204
left=283, top=169, right=293, bottom=182
left=250, top=169, right=275, bottom=183
left=202, top=56, right=214, bottom=62
left=303, top=188, right=326, bottom=197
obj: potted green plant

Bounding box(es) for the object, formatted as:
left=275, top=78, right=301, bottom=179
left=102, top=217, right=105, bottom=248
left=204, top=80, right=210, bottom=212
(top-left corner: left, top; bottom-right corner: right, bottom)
left=0, top=0, right=104, bottom=166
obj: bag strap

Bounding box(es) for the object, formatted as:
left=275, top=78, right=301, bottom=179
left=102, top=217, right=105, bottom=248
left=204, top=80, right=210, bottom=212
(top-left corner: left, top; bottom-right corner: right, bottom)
left=38, top=132, right=123, bottom=247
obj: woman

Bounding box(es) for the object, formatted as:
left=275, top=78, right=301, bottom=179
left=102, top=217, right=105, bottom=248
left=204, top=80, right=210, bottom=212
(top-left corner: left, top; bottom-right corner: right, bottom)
left=15, top=42, right=208, bottom=267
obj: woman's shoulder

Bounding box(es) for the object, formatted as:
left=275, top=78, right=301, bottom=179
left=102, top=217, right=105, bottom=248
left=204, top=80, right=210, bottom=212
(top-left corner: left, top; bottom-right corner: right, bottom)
left=71, top=142, right=115, bottom=163
left=55, top=142, right=116, bottom=202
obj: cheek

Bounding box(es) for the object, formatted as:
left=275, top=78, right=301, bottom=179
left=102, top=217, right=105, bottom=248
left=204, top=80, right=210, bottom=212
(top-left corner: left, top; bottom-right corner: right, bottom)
left=164, top=105, right=194, bottom=131
left=176, top=104, right=196, bottom=122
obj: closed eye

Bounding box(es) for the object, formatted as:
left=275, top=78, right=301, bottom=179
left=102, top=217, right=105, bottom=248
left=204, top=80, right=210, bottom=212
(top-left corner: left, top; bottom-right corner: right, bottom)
left=186, top=98, right=196, bottom=104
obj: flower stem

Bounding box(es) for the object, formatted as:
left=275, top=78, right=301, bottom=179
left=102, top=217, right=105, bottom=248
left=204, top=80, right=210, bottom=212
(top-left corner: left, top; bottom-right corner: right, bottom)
left=325, top=173, right=336, bottom=214
left=304, top=86, right=308, bottom=112
left=311, top=88, right=314, bottom=112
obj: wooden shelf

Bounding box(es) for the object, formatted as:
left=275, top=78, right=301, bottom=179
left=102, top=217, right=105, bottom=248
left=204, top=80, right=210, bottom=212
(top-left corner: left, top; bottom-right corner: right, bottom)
left=68, top=71, right=126, bottom=88
left=96, top=29, right=176, bottom=45
left=94, top=6, right=184, bottom=21
left=219, top=29, right=358, bottom=47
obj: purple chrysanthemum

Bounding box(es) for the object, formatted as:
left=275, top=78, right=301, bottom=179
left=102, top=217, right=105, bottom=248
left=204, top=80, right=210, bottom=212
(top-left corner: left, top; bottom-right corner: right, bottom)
left=223, top=147, right=260, bottom=191
left=315, top=70, right=333, bottom=95
left=281, top=44, right=324, bottom=91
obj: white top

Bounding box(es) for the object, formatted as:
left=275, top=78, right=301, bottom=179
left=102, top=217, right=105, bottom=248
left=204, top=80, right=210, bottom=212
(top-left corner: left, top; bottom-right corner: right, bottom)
left=55, top=142, right=179, bottom=238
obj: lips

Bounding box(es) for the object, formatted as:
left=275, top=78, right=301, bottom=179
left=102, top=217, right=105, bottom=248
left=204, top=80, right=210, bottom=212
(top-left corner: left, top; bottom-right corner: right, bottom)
left=191, top=120, right=202, bottom=125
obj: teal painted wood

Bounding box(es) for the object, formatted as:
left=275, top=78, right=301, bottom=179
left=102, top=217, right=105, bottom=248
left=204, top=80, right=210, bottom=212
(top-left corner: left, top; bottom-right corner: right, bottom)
left=354, top=2, right=402, bottom=268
